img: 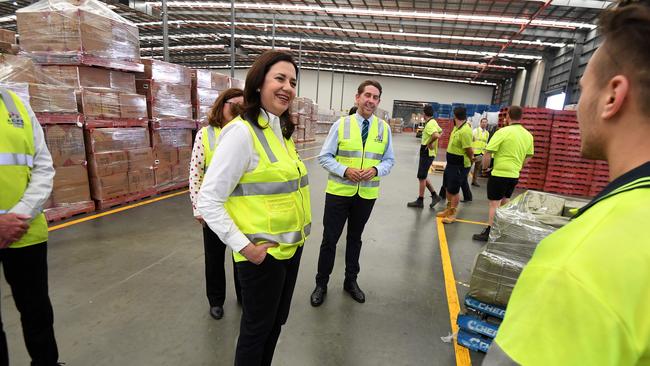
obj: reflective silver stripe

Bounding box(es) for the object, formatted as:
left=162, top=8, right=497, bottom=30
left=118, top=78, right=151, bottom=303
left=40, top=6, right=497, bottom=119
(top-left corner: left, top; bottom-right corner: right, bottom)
left=304, top=222, right=311, bottom=236
left=245, top=229, right=305, bottom=245
left=343, top=116, right=351, bottom=139
left=249, top=122, right=278, bottom=163
left=359, top=180, right=380, bottom=188
left=0, top=88, right=23, bottom=122
left=300, top=176, right=309, bottom=188
left=364, top=152, right=383, bottom=160
left=483, top=341, right=519, bottom=366
left=0, top=153, right=34, bottom=167
left=207, top=126, right=217, bottom=151
left=0, top=210, right=7, bottom=214
left=377, top=119, right=384, bottom=142
left=230, top=178, right=303, bottom=196
left=328, top=174, right=357, bottom=186
left=338, top=150, right=363, bottom=158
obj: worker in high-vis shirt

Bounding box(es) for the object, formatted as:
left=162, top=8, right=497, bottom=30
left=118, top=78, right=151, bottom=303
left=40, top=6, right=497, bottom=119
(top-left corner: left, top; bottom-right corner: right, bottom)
left=310, top=80, right=395, bottom=307
left=483, top=1, right=650, bottom=364
left=197, top=51, right=311, bottom=366
left=473, top=106, right=533, bottom=242
left=470, top=117, right=489, bottom=187
left=407, top=104, right=443, bottom=209
left=0, top=88, right=60, bottom=365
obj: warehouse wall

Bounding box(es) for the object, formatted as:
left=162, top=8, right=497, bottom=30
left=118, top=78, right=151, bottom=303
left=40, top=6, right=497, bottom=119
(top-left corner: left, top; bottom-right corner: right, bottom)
left=232, top=69, right=494, bottom=115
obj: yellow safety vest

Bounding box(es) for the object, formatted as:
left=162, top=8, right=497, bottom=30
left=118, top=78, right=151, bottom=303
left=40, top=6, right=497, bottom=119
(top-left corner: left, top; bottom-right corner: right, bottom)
left=224, top=115, right=311, bottom=262
left=472, top=127, right=489, bottom=155
left=325, top=115, right=389, bottom=200
left=0, top=88, right=49, bottom=248
left=201, top=125, right=221, bottom=168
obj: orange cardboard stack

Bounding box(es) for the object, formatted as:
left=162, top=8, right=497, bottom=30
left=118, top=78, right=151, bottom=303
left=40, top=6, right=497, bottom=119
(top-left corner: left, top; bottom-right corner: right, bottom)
left=16, top=0, right=142, bottom=72
left=191, top=69, right=231, bottom=126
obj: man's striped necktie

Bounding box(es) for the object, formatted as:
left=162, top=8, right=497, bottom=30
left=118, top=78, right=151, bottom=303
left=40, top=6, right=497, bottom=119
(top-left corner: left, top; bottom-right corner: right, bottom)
left=361, top=119, right=369, bottom=145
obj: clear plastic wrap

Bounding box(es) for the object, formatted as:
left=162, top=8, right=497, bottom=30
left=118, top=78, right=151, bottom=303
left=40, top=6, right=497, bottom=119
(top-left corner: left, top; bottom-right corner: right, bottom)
left=128, top=168, right=154, bottom=194
left=79, top=89, right=147, bottom=120
left=136, top=79, right=192, bottom=120
left=84, top=127, right=150, bottom=153
left=127, top=147, right=154, bottom=171
left=153, top=147, right=178, bottom=166
left=87, top=150, right=128, bottom=177
left=139, top=59, right=191, bottom=86
left=192, top=69, right=230, bottom=90
left=292, top=97, right=313, bottom=115
left=40, top=65, right=136, bottom=92
left=43, top=124, right=86, bottom=166
left=171, top=162, right=189, bottom=183
left=50, top=165, right=91, bottom=204
left=16, top=0, right=141, bottom=67
left=192, top=87, right=219, bottom=122
left=28, top=83, right=78, bottom=113
left=151, top=129, right=193, bottom=149
left=468, top=190, right=589, bottom=306
left=154, top=165, right=173, bottom=188
left=90, top=172, right=129, bottom=200
left=230, top=78, right=244, bottom=90
left=0, top=29, right=16, bottom=44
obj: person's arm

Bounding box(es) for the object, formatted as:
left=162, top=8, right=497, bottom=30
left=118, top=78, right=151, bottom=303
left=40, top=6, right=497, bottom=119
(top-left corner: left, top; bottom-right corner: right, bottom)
left=482, top=151, right=492, bottom=172
left=189, top=130, right=206, bottom=221
left=8, top=106, right=54, bottom=221
left=317, top=119, right=347, bottom=177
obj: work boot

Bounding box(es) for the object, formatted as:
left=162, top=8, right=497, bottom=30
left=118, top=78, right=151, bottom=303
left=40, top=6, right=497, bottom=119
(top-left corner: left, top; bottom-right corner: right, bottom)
left=436, top=201, right=452, bottom=217
left=407, top=197, right=424, bottom=208
left=442, top=207, right=458, bottom=224
left=430, top=193, right=442, bottom=208
left=472, top=226, right=491, bottom=242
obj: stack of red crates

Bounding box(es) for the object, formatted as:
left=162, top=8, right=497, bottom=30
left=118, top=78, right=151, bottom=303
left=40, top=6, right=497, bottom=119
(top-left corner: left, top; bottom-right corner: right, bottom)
left=543, top=111, right=594, bottom=196
left=590, top=160, right=610, bottom=196
left=519, top=108, right=553, bottom=190
left=437, top=118, right=452, bottom=149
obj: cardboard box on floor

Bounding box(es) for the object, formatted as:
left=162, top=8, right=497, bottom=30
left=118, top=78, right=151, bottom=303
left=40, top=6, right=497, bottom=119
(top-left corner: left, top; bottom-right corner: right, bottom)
left=52, top=165, right=91, bottom=204
left=43, top=124, right=86, bottom=166
left=87, top=151, right=128, bottom=177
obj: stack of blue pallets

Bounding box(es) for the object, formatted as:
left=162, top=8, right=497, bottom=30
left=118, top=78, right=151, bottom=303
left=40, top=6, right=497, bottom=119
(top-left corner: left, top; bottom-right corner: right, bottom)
left=456, top=295, right=505, bottom=353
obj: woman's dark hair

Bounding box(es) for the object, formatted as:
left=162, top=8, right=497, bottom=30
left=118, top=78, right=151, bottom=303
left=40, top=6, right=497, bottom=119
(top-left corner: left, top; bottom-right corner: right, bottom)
left=206, top=87, right=244, bottom=128
left=242, top=51, right=299, bottom=139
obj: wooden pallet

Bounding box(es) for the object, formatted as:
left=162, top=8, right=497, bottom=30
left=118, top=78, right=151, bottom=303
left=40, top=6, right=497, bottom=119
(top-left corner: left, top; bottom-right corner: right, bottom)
left=44, top=201, right=96, bottom=223
left=95, top=189, right=157, bottom=210
left=156, top=181, right=189, bottom=194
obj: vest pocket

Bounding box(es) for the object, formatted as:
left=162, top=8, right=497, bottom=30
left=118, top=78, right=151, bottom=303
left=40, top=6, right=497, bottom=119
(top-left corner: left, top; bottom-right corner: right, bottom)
left=265, top=195, right=299, bottom=235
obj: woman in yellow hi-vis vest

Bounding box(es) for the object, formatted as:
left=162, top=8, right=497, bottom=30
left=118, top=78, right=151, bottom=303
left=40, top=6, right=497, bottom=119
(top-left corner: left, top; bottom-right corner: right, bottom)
left=197, top=51, right=311, bottom=366
left=189, top=88, right=244, bottom=321
left=0, top=88, right=60, bottom=365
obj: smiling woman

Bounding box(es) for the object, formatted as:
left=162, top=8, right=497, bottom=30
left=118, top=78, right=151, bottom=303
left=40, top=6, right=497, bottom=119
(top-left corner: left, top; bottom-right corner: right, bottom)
left=197, top=50, right=312, bottom=366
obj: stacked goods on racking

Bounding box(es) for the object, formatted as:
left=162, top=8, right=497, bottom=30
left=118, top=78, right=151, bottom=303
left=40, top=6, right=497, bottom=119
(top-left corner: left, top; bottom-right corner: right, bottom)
left=291, top=97, right=316, bottom=143
left=150, top=128, right=192, bottom=192
left=0, top=29, right=19, bottom=55
left=314, top=107, right=337, bottom=135
left=191, top=69, right=231, bottom=127
left=388, top=118, right=403, bottom=133
left=16, top=0, right=142, bottom=72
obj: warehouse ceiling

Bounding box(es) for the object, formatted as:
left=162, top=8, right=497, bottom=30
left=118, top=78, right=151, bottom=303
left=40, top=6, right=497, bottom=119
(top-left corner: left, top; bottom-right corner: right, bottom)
left=0, top=0, right=610, bottom=87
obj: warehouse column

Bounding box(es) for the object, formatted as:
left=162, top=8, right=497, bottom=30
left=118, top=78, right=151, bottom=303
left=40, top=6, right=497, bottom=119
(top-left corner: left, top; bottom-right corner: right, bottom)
left=329, top=70, right=334, bottom=109
left=297, top=35, right=302, bottom=96
left=162, top=0, right=169, bottom=61
left=271, top=14, right=276, bottom=49
left=524, top=59, right=545, bottom=107
left=339, top=71, right=345, bottom=111
left=315, top=56, right=321, bottom=104
left=511, top=69, right=527, bottom=106
left=230, top=0, right=235, bottom=78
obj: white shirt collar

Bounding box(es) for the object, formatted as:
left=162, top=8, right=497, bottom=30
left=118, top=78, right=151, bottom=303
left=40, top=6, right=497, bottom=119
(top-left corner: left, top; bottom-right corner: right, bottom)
left=260, top=109, right=280, bottom=127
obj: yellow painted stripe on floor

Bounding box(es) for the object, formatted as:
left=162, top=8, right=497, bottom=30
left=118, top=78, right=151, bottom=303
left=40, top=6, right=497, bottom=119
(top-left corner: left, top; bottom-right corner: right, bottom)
left=297, top=145, right=322, bottom=152
left=303, top=155, right=318, bottom=161
left=436, top=217, right=472, bottom=366
left=48, top=190, right=189, bottom=232
left=455, top=218, right=489, bottom=226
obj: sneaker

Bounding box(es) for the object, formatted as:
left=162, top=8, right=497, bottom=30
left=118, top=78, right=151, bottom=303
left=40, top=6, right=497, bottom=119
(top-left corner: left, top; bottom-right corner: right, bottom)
left=472, top=226, right=491, bottom=242
left=430, top=194, right=442, bottom=208
left=407, top=198, right=424, bottom=208
left=442, top=208, right=458, bottom=224
left=436, top=202, right=452, bottom=217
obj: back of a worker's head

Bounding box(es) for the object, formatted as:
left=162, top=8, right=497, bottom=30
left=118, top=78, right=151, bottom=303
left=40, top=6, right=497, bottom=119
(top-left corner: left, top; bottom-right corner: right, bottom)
left=577, top=0, right=650, bottom=159
left=423, top=105, right=434, bottom=118
left=453, top=106, right=467, bottom=122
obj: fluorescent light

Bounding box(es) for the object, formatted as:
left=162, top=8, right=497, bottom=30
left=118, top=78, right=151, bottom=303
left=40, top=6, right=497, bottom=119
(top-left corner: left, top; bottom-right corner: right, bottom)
left=142, top=1, right=596, bottom=29
left=0, top=15, right=16, bottom=23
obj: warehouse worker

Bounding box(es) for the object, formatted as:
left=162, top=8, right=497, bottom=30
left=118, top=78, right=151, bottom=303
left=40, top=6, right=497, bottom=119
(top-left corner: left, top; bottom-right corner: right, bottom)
left=0, top=88, right=60, bottom=365
left=472, top=106, right=533, bottom=242
left=437, top=106, right=474, bottom=224
left=189, top=88, right=244, bottom=320
left=484, top=1, right=650, bottom=364
left=310, top=80, right=395, bottom=306
left=197, top=51, right=310, bottom=366
left=407, top=104, right=442, bottom=208
left=470, top=117, right=489, bottom=187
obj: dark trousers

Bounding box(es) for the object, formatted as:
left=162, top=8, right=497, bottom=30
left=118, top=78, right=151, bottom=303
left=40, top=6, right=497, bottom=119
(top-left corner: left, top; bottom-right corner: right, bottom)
left=203, top=226, right=241, bottom=307
left=0, top=243, right=58, bottom=366
left=315, top=193, right=376, bottom=287
left=439, top=170, right=473, bottom=201
left=234, top=246, right=302, bottom=366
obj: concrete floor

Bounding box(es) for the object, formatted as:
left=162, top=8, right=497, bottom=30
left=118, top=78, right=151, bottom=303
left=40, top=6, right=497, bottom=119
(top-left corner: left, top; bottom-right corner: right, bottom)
left=1, top=133, right=496, bottom=366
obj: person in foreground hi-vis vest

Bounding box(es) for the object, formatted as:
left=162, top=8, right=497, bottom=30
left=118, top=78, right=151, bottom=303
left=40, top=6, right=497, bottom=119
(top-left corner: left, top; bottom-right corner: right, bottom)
left=197, top=51, right=310, bottom=366
left=0, top=88, right=61, bottom=365
left=310, top=79, right=395, bottom=307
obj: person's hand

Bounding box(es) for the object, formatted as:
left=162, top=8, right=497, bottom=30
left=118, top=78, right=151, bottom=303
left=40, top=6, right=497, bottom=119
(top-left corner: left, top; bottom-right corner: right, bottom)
left=239, top=242, right=279, bottom=265
left=359, top=168, right=377, bottom=181
left=426, top=143, right=434, bottom=151
left=195, top=216, right=205, bottom=226
left=344, top=168, right=363, bottom=182
left=0, top=213, right=31, bottom=248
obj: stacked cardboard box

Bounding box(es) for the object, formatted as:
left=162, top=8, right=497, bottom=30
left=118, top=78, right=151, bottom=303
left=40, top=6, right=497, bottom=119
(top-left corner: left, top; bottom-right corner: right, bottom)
left=16, top=0, right=141, bottom=71
left=314, top=107, right=338, bottom=135
left=230, top=78, right=245, bottom=90
left=191, top=69, right=231, bottom=126
left=389, top=118, right=403, bottom=133
left=0, top=29, right=19, bottom=55
left=151, top=129, right=192, bottom=191
left=292, top=97, right=315, bottom=143
left=41, top=65, right=137, bottom=93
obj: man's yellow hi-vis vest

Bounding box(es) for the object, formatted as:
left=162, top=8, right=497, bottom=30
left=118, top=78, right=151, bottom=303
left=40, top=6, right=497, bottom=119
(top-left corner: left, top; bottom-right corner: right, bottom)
left=472, top=127, right=489, bottom=155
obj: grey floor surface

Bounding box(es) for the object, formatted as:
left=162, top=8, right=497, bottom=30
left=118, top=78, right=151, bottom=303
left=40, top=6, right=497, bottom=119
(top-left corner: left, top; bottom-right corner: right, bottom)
left=1, top=133, right=496, bottom=366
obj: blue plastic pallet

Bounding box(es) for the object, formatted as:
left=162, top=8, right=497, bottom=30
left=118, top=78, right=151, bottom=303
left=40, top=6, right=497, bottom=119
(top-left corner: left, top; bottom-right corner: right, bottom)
left=464, top=296, right=506, bottom=319
left=457, top=329, right=492, bottom=353
left=457, top=314, right=500, bottom=339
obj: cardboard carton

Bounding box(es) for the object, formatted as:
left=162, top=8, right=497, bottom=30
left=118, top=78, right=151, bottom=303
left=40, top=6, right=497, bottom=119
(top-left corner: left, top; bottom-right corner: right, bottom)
left=43, top=124, right=86, bottom=166
left=87, top=151, right=128, bottom=177
left=28, top=83, right=78, bottom=113
left=52, top=165, right=91, bottom=204
left=119, top=93, right=147, bottom=119
left=84, top=127, right=150, bottom=153
left=151, top=129, right=193, bottom=149
left=153, top=147, right=178, bottom=166
left=154, top=164, right=173, bottom=187
left=127, top=147, right=154, bottom=171
left=128, top=168, right=155, bottom=193
left=138, top=59, right=191, bottom=85
left=90, top=172, right=129, bottom=200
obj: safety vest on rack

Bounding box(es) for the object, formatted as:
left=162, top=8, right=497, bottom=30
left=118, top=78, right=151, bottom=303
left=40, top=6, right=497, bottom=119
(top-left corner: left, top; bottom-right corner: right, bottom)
left=0, top=88, right=48, bottom=248
left=325, top=114, right=389, bottom=199
left=201, top=125, right=221, bottom=168
left=472, top=127, right=489, bottom=155
left=224, top=115, right=312, bottom=262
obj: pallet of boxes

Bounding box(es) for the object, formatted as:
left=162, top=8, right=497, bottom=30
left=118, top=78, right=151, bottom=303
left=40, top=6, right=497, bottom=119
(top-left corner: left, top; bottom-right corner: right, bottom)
left=456, top=190, right=588, bottom=353
left=0, top=54, right=95, bottom=221
left=0, top=29, right=19, bottom=55
left=136, top=60, right=195, bottom=194
left=292, top=97, right=316, bottom=143
left=15, top=0, right=158, bottom=212
left=314, top=107, right=337, bottom=135
left=191, top=69, right=231, bottom=128
left=389, top=117, right=403, bottom=133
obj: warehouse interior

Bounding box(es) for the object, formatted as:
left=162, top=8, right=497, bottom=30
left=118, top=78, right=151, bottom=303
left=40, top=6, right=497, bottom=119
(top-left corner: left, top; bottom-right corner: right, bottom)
left=0, top=0, right=619, bottom=365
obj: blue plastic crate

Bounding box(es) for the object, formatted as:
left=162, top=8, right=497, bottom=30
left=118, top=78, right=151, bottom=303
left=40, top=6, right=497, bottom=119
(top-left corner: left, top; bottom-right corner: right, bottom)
left=457, top=329, right=492, bottom=353
left=464, top=296, right=506, bottom=319
left=457, top=314, right=500, bottom=339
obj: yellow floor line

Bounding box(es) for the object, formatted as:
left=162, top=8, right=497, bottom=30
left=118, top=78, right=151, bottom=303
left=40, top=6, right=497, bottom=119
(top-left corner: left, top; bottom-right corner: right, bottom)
left=48, top=190, right=189, bottom=232
left=436, top=217, right=472, bottom=366
left=297, top=145, right=322, bottom=152
left=455, top=218, right=489, bottom=226
left=303, top=155, right=318, bottom=161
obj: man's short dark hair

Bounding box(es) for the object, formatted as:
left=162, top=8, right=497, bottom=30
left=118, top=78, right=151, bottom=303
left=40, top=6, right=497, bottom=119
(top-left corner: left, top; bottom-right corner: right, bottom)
left=453, top=106, right=467, bottom=121
left=423, top=105, right=434, bottom=117
left=508, top=105, right=523, bottom=121
left=357, top=80, right=382, bottom=97
left=597, top=0, right=650, bottom=115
